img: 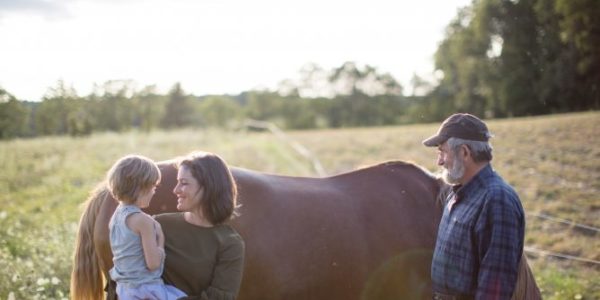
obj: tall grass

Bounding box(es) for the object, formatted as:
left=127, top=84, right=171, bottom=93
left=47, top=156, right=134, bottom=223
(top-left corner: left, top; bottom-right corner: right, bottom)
left=0, top=112, right=598, bottom=299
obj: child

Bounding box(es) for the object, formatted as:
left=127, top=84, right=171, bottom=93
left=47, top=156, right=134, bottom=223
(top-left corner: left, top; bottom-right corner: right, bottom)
left=106, top=155, right=186, bottom=300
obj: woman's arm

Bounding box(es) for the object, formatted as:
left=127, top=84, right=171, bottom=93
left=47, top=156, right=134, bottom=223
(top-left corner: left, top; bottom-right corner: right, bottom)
left=127, top=213, right=165, bottom=271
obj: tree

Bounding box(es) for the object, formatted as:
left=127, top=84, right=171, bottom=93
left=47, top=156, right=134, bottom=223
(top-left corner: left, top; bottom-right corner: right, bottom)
left=162, top=83, right=194, bottom=128
left=555, top=0, right=600, bottom=109
left=491, top=0, right=544, bottom=116
left=329, top=62, right=402, bottom=97
left=87, top=80, right=137, bottom=132
left=197, top=96, right=242, bottom=127
left=532, top=0, right=576, bottom=112
left=244, top=91, right=285, bottom=125
left=434, top=5, right=491, bottom=117
left=409, top=73, right=435, bottom=97
left=0, top=88, right=28, bottom=139
left=34, top=80, right=87, bottom=136
left=432, top=0, right=599, bottom=117
left=133, top=85, right=166, bottom=132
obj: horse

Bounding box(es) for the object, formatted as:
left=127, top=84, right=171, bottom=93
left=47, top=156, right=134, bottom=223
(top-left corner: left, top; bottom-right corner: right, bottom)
left=71, top=159, right=539, bottom=300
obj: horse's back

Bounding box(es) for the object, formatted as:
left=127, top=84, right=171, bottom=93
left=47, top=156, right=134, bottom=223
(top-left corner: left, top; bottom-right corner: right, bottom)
left=232, top=161, right=443, bottom=300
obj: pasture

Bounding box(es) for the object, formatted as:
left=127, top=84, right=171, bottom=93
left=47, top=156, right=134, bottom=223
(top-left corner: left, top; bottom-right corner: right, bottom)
left=0, top=111, right=598, bottom=299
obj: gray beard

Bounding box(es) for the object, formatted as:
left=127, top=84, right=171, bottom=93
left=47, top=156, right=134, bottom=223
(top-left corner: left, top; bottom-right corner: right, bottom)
left=442, top=155, right=465, bottom=185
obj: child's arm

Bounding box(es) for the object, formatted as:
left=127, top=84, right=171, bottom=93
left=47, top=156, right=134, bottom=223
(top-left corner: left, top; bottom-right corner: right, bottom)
left=127, top=213, right=164, bottom=271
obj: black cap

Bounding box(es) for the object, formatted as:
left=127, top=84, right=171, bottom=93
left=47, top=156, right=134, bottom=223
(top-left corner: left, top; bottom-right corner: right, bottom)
left=423, top=113, right=491, bottom=147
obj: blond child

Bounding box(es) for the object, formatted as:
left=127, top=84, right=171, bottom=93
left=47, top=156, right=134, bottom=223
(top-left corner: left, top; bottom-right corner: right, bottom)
left=106, top=155, right=186, bottom=300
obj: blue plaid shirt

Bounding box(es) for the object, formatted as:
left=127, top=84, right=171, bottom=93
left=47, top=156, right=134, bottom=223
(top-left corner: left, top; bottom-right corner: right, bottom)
left=431, top=164, right=524, bottom=299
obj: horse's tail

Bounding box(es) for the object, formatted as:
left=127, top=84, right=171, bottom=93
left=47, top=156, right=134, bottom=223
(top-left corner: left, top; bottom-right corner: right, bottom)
left=511, top=254, right=542, bottom=300
left=71, top=183, right=110, bottom=300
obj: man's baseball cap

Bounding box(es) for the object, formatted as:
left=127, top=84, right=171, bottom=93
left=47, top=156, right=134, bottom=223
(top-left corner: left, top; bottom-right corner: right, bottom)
left=422, top=113, right=491, bottom=147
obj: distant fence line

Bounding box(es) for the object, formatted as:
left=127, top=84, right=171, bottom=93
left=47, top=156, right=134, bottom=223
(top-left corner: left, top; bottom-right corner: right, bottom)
left=244, top=119, right=327, bottom=177
left=527, top=212, right=600, bottom=234
left=246, top=119, right=600, bottom=266
left=525, top=247, right=600, bottom=266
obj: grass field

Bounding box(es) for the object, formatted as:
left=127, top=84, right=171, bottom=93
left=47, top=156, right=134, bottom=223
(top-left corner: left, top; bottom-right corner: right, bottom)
left=0, top=111, right=598, bottom=299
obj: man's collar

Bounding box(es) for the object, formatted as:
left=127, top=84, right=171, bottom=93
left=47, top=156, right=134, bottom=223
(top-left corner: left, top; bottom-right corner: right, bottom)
left=453, top=163, right=493, bottom=197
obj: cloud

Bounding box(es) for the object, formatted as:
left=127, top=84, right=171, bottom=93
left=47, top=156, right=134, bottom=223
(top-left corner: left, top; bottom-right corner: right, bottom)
left=0, top=0, right=71, bottom=19
left=0, top=0, right=149, bottom=20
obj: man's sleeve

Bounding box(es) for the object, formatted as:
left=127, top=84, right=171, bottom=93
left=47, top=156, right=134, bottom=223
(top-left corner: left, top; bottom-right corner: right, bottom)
left=474, top=190, right=524, bottom=300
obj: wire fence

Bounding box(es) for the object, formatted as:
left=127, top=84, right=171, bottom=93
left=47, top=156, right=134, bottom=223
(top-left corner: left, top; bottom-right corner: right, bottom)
left=244, top=119, right=326, bottom=177
left=525, top=247, right=600, bottom=266
left=527, top=212, right=600, bottom=234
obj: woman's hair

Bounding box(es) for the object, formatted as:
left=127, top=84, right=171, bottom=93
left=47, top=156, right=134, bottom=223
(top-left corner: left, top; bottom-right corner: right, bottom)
left=177, top=151, right=239, bottom=225
left=106, top=154, right=160, bottom=204
left=447, top=137, right=493, bottom=163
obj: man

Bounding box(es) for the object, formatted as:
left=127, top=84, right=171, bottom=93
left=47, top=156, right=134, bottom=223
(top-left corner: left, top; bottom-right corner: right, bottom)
left=423, top=113, right=525, bottom=300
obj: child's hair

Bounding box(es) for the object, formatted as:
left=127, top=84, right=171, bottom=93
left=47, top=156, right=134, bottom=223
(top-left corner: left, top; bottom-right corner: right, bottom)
left=106, top=154, right=161, bottom=204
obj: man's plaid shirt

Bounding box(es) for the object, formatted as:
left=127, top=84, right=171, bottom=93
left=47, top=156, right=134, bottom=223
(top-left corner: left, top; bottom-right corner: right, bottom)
left=431, top=164, right=525, bottom=299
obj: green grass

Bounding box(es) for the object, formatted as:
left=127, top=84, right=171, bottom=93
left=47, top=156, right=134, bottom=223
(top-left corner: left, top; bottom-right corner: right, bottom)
left=0, top=111, right=598, bottom=299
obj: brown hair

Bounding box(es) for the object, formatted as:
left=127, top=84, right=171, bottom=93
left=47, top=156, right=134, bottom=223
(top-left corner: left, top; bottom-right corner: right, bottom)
left=106, top=154, right=160, bottom=204
left=177, top=151, right=238, bottom=225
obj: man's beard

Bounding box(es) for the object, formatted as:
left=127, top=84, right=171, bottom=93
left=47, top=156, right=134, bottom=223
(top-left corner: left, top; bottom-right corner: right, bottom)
left=442, top=154, right=465, bottom=185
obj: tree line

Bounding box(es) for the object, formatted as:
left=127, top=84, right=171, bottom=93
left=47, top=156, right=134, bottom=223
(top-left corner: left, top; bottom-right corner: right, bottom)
left=423, top=0, right=599, bottom=120
left=1, top=0, right=598, bottom=139
left=0, top=64, right=411, bottom=139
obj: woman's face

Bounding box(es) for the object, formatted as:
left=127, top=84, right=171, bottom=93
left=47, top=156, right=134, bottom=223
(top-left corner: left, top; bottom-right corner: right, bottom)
left=173, top=166, right=204, bottom=212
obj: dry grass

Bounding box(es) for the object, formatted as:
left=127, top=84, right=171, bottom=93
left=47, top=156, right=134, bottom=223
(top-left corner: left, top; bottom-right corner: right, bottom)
left=0, top=111, right=598, bottom=299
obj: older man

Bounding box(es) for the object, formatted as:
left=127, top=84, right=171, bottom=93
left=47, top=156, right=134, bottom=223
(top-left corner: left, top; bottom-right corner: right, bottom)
left=423, top=113, right=525, bottom=300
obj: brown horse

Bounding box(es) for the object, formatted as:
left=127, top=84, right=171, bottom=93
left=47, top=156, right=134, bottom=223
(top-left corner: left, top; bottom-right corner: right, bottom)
left=71, top=160, right=539, bottom=300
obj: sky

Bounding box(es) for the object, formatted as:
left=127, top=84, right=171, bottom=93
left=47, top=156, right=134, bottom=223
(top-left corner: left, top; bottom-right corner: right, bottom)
left=0, top=0, right=471, bottom=101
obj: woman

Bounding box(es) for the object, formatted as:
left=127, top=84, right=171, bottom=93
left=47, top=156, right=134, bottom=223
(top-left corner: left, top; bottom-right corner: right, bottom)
left=155, top=151, right=245, bottom=299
